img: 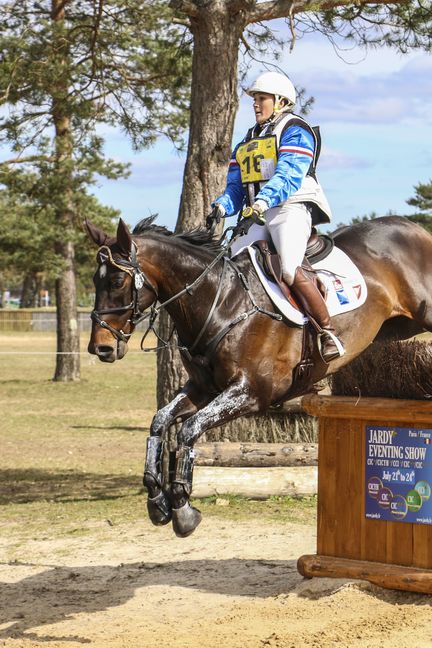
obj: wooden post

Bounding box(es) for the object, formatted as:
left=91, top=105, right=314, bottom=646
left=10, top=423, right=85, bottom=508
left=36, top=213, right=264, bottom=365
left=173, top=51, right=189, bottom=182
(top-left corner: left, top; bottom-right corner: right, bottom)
left=297, top=395, right=432, bottom=594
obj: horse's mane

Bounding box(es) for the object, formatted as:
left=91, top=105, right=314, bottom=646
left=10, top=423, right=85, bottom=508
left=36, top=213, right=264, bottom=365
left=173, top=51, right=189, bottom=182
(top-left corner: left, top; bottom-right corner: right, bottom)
left=132, top=215, right=171, bottom=237
left=132, top=215, right=226, bottom=254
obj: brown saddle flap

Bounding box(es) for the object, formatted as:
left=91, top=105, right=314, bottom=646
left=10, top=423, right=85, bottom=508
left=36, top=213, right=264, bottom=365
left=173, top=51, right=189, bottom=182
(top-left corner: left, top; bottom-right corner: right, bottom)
left=253, top=239, right=327, bottom=305
left=253, top=240, right=299, bottom=307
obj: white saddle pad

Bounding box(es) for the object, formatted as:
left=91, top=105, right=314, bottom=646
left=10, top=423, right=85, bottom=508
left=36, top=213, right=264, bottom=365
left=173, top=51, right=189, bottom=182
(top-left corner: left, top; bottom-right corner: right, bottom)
left=243, top=244, right=368, bottom=326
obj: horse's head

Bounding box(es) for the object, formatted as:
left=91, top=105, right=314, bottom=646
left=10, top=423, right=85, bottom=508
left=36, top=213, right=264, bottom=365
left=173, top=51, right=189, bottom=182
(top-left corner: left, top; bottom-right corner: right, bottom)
left=86, top=218, right=157, bottom=362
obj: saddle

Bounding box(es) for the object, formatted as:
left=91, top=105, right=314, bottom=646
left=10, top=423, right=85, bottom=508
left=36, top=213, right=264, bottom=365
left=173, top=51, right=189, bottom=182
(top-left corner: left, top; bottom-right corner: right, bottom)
left=253, top=228, right=333, bottom=308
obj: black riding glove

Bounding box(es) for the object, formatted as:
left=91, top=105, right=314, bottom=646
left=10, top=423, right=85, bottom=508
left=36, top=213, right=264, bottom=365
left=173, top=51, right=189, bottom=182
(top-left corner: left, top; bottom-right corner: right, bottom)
left=206, top=204, right=225, bottom=233
left=235, top=218, right=255, bottom=237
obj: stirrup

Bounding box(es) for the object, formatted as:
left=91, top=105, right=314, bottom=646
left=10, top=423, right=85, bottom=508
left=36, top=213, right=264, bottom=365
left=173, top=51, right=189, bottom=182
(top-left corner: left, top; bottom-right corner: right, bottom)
left=318, top=330, right=345, bottom=363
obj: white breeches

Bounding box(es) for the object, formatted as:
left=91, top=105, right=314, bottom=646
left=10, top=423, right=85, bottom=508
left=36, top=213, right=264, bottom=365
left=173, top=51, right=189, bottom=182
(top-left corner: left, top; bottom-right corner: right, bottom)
left=230, top=202, right=312, bottom=285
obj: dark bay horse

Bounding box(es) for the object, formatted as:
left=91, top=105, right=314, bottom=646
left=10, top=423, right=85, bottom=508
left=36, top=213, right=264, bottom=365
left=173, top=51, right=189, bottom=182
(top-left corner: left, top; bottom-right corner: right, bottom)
left=86, top=216, right=432, bottom=537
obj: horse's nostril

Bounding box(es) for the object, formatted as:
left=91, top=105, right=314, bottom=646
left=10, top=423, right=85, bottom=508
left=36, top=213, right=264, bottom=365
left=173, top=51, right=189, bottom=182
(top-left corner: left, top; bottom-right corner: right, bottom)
left=96, top=345, right=115, bottom=357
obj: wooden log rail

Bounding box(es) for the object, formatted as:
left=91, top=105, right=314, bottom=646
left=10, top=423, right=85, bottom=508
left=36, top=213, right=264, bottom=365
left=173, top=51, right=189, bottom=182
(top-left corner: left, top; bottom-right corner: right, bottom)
left=194, top=442, right=317, bottom=467
left=298, top=555, right=432, bottom=595
left=192, top=466, right=317, bottom=499
left=191, top=441, right=318, bottom=499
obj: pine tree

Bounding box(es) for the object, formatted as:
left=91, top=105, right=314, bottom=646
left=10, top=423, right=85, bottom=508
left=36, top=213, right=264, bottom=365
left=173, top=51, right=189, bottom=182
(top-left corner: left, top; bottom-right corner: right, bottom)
left=402, top=180, right=432, bottom=234
left=0, top=0, right=191, bottom=380
left=0, top=163, right=122, bottom=307
left=407, top=179, right=432, bottom=214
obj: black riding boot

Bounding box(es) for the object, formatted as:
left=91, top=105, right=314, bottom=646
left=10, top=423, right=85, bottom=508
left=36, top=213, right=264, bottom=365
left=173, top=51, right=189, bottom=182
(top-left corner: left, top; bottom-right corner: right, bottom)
left=171, top=445, right=202, bottom=538
left=291, top=267, right=345, bottom=363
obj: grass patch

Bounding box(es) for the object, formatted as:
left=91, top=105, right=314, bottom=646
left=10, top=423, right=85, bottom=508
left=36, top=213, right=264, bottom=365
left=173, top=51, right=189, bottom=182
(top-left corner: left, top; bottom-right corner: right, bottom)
left=0, top=332, right=316, bottom=547
left=0, top=332, right=156, bottom=475
left=194, top=494, right=317, bottom=525
left=1, top=490, right=146, bottom=539
left=1, top=491, right=316, bottom=546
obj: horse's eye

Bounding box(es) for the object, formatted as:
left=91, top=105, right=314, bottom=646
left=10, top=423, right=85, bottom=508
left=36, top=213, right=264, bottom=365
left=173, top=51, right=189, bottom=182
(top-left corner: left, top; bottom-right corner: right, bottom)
left=110, top=274, right=125, bottom=288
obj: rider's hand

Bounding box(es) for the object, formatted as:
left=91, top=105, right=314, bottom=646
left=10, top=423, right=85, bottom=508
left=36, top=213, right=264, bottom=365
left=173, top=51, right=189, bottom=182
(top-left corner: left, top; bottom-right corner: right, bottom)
left=236, top=218, right=255, bottom=237
left=241, top=200, right=267, bottom=226
left=206, top=204, right=225, bottom=232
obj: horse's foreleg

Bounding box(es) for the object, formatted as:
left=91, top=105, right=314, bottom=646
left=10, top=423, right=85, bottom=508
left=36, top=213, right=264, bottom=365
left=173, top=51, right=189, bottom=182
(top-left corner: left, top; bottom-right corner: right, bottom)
left=144, top=382, right=210, bottom=526
left=170, top=379, right=260, bottom=537
left=144, top=435, right=172, bottom=526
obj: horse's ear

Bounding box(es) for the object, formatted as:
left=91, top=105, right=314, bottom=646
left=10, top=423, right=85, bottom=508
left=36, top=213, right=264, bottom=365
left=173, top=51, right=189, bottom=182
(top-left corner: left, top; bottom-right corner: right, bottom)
left=84, top=219, right=115, bottom=247
left=116, top=218, right=133, bottom=256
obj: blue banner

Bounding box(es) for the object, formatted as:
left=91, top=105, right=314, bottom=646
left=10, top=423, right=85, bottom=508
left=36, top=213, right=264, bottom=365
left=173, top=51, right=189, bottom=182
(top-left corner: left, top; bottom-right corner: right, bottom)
left=365, top=425, right=432, bottom=524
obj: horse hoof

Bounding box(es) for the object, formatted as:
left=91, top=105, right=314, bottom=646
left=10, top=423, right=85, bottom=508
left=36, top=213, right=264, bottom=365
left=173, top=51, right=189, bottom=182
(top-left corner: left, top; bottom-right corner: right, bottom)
left=147, top=491, right=172, bottom=526
left=172, top=502, right=202, bottom=538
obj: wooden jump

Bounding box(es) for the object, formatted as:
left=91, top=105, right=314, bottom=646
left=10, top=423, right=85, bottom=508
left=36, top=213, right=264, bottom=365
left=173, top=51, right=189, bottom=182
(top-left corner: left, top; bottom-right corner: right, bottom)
left=298, top=395, right=432, bottom=594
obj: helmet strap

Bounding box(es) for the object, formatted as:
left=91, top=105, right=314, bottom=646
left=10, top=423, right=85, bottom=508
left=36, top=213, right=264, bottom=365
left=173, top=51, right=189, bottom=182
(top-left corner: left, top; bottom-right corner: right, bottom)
left=273, top=95, right=292, bottom=115
left=273, top=94, right=283, bottom=113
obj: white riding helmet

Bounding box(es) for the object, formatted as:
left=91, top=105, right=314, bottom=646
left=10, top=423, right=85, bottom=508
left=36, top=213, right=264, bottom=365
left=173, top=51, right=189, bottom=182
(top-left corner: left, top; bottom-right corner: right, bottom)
left=247, top=72, right=296, bottom=107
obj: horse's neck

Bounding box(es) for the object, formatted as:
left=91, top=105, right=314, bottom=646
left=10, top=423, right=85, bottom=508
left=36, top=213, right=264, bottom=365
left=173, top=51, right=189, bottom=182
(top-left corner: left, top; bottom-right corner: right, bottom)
left=139, top=236, right=220, bottom=313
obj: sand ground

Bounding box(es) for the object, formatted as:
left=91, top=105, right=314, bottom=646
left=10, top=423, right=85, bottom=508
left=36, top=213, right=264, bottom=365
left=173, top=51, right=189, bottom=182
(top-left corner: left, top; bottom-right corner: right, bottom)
left=1, top=515, right=432, bottom=648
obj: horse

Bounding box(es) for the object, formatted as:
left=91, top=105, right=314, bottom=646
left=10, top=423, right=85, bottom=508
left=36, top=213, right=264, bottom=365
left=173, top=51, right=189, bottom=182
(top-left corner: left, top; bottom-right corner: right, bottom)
left=86, top=215, right=432, bottom=537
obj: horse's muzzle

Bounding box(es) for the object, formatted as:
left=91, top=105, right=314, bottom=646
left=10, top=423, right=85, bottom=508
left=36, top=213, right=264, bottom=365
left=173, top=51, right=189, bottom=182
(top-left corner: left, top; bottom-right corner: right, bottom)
left=88, top=340, right=128, bottom=362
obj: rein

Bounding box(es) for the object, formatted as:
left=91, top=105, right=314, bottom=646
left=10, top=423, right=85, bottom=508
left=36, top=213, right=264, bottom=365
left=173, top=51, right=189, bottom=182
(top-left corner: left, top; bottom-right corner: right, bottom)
left=92, top=226, right=282, bottom=358
left=138, top=229, right=237, bottom=353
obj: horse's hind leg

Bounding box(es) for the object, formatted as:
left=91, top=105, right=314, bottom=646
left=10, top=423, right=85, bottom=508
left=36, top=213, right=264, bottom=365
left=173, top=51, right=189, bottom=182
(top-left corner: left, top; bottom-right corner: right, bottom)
left=144, top=381, right=211, bottom=526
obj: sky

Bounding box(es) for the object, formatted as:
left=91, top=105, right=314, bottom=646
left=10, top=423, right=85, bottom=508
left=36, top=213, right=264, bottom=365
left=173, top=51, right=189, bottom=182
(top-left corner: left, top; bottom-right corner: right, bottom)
left=92, top=26, right=432, bottom=234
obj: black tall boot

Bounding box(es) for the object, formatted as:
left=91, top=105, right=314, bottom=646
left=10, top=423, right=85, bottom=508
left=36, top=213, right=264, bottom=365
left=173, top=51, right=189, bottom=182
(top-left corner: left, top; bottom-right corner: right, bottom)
left=291, top=267, right=345, bottom=363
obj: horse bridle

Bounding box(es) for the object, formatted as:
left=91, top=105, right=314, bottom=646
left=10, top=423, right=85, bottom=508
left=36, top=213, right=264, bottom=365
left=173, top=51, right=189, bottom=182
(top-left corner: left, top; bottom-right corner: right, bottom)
left=91, top=228, right=282, bottom=355
left=91, top=242, right=158, bottom=343
left=91, top=231, right=237, bottom=349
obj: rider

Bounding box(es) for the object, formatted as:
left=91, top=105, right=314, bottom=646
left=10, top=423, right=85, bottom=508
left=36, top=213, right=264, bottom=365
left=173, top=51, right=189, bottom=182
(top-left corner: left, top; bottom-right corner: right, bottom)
left=208, top=71, right=344, bottom=363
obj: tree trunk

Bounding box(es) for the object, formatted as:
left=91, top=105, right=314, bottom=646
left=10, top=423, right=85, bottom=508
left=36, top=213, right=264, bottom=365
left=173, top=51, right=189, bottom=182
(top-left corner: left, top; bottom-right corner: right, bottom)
left=54, top=241, right=80, bottom=381
left=157, top=3, right=308, bottom=444
left=157, top=3, right=245, bottom=408
left=20, top=273, right=37, bottom=308
left=176, top=4, right=244, bottom=230
left=51, top=0, right=80, bottom=382
left=156, top=314, right=186, bottom=407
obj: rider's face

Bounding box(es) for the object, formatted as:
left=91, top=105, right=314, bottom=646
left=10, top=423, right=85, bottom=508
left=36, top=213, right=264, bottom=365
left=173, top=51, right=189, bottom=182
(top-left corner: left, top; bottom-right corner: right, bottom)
left=252, top=92, right=275, bottom=124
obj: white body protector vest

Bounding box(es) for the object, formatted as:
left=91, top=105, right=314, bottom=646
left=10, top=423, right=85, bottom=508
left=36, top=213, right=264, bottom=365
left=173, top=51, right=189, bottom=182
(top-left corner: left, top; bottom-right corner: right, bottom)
left=236, top=113, right=332, bottom=224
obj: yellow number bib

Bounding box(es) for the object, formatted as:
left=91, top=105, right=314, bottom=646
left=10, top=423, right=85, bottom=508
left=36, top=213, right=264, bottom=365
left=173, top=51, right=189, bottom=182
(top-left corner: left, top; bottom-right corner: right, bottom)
left=236, top=135, right=277, bottom=184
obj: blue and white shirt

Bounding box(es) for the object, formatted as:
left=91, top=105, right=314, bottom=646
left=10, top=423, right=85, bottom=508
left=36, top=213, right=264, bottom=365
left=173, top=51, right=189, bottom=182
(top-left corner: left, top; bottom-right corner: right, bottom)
left=215, top=112, right=331, bottom=224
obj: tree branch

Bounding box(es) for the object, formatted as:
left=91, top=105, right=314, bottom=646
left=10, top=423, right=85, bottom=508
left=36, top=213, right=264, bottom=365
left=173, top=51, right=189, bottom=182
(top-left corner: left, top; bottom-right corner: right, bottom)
left=0, top=155, right=55, bottom=167
left=169, top=0, right=199, bottom=18
left=226, top=0, right=256, bottom=12
left=240, top=31, right=252, bottom=51
left=172, top=17, right=192, bottom=27
left=246, top=0, right=409, bottom=23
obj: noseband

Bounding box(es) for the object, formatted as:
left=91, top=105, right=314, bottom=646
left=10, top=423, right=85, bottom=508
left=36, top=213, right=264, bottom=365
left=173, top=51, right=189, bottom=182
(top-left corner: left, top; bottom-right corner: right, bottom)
left=91, top=243, right=157, bottom=343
